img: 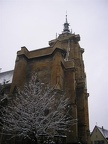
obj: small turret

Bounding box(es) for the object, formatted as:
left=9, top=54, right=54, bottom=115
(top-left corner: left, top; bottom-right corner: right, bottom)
left=62, top=15, right=70, bottom=34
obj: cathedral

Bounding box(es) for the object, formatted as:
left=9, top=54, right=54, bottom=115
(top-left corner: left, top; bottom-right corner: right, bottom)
left=0, top=16, right=90, bottom=144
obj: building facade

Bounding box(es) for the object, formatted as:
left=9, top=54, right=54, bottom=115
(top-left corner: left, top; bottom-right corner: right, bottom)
left=0, top=16, right=90, bottom=144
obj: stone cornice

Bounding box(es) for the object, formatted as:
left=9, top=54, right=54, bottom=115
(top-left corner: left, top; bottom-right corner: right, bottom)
left=17, top=46, right=66, bottom=60
left=49, top=33, right=80, bottom=46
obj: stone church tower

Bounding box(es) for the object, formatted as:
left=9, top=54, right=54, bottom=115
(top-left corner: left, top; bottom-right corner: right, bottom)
left=10, top=16, right=90, bottom=144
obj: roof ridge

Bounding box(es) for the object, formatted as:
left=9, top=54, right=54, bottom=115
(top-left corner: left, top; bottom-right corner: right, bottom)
left=98, top=126, right=108, bottom=131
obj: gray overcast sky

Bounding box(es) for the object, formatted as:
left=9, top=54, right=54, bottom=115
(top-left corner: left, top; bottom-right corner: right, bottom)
left=0, top=0, right=108, bottom=132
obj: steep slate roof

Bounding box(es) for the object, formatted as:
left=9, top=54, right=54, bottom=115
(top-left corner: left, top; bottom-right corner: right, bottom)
left=98, top=126, right=108, bottom=139
left=0, top=70, right=14, bottom=85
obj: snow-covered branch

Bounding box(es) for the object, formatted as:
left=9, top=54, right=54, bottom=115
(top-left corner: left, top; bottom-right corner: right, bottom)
left=0, top=73, right=77, bottom=143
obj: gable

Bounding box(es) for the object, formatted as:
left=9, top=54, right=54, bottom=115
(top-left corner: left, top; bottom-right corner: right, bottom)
left=91, top=126, right=108, bottom=144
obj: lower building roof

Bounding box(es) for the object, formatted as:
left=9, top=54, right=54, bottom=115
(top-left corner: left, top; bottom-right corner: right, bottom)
left=0, top=70, right=14, bottom=85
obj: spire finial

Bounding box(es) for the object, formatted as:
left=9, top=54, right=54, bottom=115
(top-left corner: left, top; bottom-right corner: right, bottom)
left=66, top=14, right=67, bottom=23
left=66, top=11, right=67, bottom=23
left=62, top=13, right=70, bottom=34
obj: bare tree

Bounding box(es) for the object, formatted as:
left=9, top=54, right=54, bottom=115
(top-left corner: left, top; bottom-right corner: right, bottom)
left=0, top=73, right=77, bottom=143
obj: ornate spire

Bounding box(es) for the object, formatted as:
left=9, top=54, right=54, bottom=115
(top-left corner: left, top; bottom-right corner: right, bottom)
left=62, top=14, right=70, bottom=33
